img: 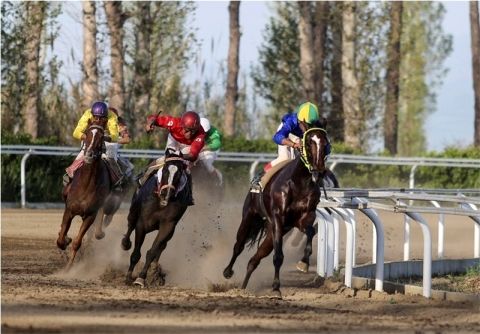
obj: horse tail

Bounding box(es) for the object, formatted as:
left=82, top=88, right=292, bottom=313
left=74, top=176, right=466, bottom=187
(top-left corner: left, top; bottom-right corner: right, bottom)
left=245, top=217, right=267, bottom=250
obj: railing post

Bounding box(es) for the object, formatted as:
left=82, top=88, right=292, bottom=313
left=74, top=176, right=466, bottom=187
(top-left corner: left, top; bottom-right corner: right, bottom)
left=431, top=200, right=445, bottom=259
left=21, top=151, right=32, bottom=209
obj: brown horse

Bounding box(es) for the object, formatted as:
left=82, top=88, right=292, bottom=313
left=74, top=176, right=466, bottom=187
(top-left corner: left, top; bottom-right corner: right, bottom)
left=121, top=148, right=190, bottom=287
left=223, top=127, right=330, bottom=298
left=57, top=120, right=111, bottom=268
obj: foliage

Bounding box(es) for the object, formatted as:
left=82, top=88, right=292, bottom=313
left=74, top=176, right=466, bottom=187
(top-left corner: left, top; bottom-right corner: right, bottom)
left=398, top=2, right=452, bottom=156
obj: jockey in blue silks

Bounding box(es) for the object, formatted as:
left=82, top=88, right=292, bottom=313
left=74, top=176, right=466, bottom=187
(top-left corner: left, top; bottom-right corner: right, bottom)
left=264, top=101, right=331, bottom=172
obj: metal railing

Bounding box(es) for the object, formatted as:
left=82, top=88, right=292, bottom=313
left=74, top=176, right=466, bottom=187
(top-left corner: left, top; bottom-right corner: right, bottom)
left=1, top=145, right=479, bottom=208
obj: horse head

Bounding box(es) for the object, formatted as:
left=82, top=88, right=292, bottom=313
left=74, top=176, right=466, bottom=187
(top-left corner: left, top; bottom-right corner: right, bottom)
left=157, top=148, right=188, bottom=207
left=300, top=127, right=329, bottom=183
left=83, top=120, right=105, bottom=164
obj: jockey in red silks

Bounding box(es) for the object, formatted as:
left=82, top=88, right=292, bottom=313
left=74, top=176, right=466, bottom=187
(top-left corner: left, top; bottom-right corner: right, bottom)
left=140, top=111, right=206, bottom=205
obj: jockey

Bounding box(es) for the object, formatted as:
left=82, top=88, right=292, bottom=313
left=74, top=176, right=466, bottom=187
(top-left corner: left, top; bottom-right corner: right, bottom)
left=252, top=102, right=331, bottom=187
left=196, top=117, right=223, bottom=186
left=64, top=101, right=123, bottom=189
left=141, top=110, right=206, bottom=205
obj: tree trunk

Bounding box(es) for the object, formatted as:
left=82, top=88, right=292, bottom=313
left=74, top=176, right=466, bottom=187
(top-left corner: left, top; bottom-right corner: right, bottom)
left=82, top=0, right=99, bottom=108
left=224, top=1, right=240, bottom=137
left=133, top=1, right=152, bottom=137
left=23, top=2, right=46, bottom=138
left=104, top=1, right=125, bottom=115
left=342, top=1, right=361, bottom=150
left=384, top=1, right=403, bottom=155
left=298, top=1, right=316, bottom=102
left=470, top=1, right=480, bottom=147
left=330, top=2, right=344, bottom=142
left=313, top=1, right=328, bottom=109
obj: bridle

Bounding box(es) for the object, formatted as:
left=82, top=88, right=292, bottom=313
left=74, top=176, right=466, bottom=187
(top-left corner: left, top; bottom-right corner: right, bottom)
left=83, top=124, right=105, bottom=164
left=299, top=127, right=328, bottom=172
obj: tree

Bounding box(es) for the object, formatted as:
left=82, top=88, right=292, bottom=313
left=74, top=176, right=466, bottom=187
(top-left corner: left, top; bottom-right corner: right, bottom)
left=342, top=1, right=361, bottom=150
left=313, top=1, right=328, bottom=108
left=130, top=1, right=152, bottom=137
left=252, top=2, right=302, bottom=129
left=23, top=1, right=46, bottom=139
left=470, top=0, right=480, bottom=147
left=298, top=1, right=315, bottom=102
left=82, top=0, right=99, bottom=107
left=104, top=1, right=126, bottom=114
left=224, top=1, right=241, bottom=138
left=384, top=1, right=403, bottom=155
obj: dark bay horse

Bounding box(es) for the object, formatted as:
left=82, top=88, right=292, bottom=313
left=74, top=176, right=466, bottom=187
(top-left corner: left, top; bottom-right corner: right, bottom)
left=57, top=120, right=111, bottom=268
left=121, top=148, right=190, bottom=287
left=223, top=127, right=330, bottom=298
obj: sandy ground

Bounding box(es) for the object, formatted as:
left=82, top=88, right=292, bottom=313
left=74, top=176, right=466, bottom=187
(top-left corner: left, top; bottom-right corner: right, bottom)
left=2, top=188, right=480, bottom=333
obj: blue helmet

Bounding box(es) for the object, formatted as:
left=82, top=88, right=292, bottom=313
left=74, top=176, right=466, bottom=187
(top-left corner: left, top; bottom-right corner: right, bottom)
left=91, top=101, right=108, bottom=118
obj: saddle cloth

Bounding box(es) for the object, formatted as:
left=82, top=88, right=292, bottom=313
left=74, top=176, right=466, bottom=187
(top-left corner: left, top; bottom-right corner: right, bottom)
left=251, top=159, right=291, bottom=193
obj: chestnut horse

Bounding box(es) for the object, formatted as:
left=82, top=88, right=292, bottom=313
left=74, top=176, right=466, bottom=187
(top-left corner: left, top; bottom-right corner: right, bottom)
left=121, top=148, right=190, bottom=287
left=223, top=127, right=330, bottom=298
left=57, top=120, right=111, bottom=268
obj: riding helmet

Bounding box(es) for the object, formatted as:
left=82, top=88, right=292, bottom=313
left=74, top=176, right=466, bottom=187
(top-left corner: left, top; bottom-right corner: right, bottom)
left=91, top=101, right=109, bottom=118
left=181, top=111, right=200, bottom=130
left=296, top=102, right=319, bottom=124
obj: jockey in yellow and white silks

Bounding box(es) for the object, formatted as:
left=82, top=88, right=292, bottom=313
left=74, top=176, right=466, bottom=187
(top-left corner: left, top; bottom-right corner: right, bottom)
left=64, top=101, right=123, bottom=188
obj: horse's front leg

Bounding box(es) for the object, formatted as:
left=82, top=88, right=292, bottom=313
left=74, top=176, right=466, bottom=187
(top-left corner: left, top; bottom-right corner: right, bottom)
left=67, top=214, right=96, bottom=270
left=94, top=207, right=106, bottom=239
left=271, top=214, right=284, bottom=298
left=57, top=209, right=74, bottom=250
left=297, top=224, right=316, bottom=273
left=134, top=220, right=176, bottom=288
left=125, top=226, right=145, bottom=285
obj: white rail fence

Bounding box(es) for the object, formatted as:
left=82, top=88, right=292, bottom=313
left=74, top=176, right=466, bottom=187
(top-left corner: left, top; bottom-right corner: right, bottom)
left=2, top=145, right=479, bottom=208
left=315, top=189, right=480, bottom=298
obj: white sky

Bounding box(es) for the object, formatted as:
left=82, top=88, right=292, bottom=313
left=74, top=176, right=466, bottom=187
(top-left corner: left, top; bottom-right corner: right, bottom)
left=55, top=1, right=476, bottom=152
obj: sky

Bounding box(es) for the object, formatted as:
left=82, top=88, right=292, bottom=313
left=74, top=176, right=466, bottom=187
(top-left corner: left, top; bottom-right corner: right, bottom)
left=56, top=1, right=476, bottom=152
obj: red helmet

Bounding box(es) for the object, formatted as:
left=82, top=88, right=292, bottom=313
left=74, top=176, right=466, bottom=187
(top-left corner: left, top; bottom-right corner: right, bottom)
left=180, top=111, right=200, bottom=131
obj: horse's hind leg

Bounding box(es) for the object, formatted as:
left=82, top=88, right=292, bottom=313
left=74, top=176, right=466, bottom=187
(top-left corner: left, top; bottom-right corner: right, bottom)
left=57, top=209, right=74, bottom=250
left=134, top=221, right=176, bottom=287
left=241, top=233, right=273, bottom=289
left=126, top=227, right=145, bottom=285
left=297, top=224, right=316, bottom=273
left=67, top=214, right=96, bottom=269
left=223, top=211, right=259, bottom=279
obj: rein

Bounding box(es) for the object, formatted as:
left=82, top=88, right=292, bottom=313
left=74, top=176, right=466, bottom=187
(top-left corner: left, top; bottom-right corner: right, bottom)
left=299, top=127, right=327, bottom=172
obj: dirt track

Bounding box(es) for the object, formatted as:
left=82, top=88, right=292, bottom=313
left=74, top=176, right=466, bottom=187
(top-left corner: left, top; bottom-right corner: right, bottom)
left=2, top=196, right=480, bottom=333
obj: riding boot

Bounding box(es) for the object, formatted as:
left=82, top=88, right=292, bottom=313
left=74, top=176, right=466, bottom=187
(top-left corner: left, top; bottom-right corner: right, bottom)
left=107, top=158, right=124, bottom=191
left=186, top=173, right=194, bottom=206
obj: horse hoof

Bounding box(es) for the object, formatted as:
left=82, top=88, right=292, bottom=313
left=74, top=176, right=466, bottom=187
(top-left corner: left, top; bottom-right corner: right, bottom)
left=121, top=237, right=132, bottom=251
left=133, top=277, right=145, bottom=288
left=95, top=231, right=105, bottom=240
left=223, top=268, right=234, bottom=279
left=296, top=261, right=309, bottom=273
left=269, top=290, right=283, bottom=300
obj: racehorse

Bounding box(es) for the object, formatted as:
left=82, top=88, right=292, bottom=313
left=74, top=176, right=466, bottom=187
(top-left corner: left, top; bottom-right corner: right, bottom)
left=121, top=148, right=190, bottom=287
left=57, top=119, right=111, bottom=269
left=223, top=127, right=330, bottom=298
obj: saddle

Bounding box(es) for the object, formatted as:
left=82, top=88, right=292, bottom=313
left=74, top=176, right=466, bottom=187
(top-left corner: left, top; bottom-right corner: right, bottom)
left=250, top=160, right=291, bottom=193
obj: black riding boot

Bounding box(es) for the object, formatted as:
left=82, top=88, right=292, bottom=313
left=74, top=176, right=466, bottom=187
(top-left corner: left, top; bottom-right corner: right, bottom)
left=186, top=173, right=194, bottom=206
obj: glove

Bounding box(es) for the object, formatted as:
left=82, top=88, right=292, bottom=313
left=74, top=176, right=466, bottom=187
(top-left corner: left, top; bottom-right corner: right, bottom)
left=145, top=115, right=157, bottom=133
